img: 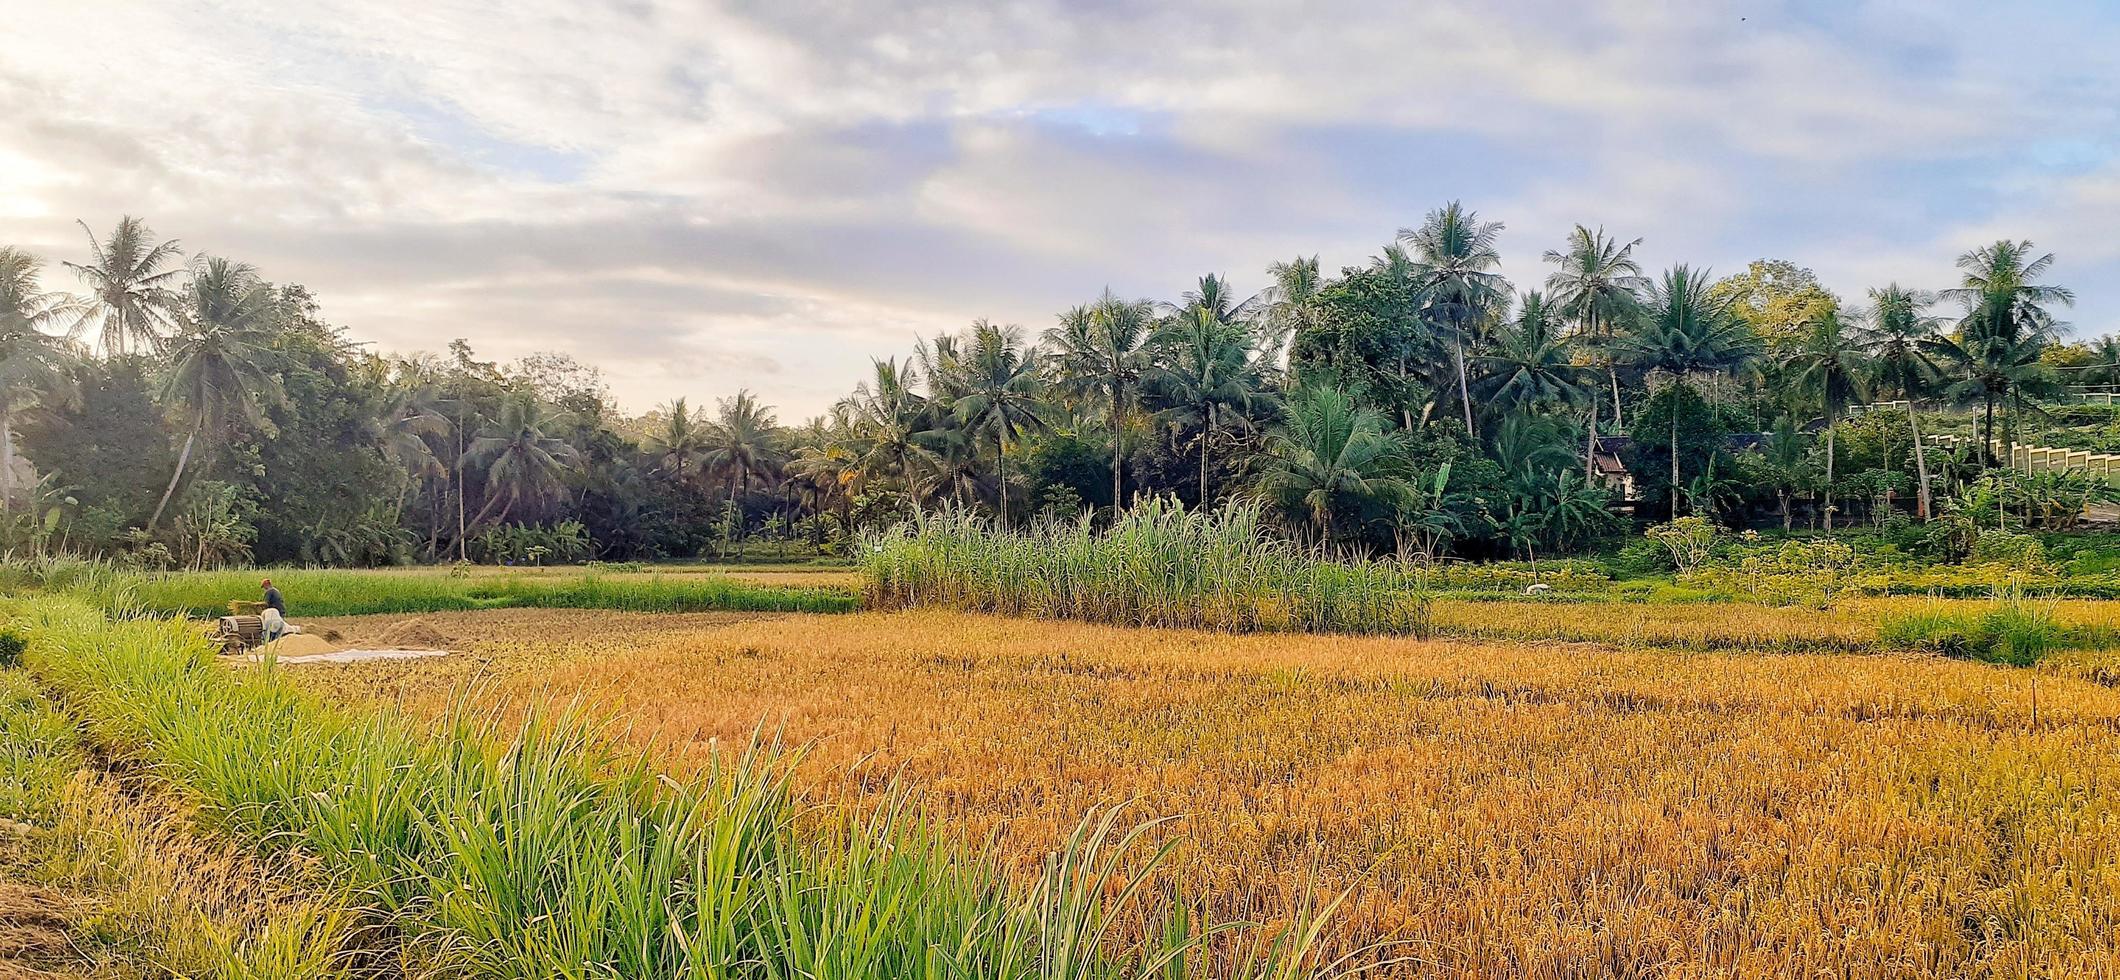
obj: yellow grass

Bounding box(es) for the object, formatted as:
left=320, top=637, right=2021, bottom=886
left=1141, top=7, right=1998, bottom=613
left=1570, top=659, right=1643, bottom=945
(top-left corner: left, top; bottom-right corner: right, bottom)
left=295, top=606, right=2120, bottom=978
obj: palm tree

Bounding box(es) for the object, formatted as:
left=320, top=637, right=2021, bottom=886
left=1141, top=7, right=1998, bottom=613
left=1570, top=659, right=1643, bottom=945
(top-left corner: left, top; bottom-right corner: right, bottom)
left=842, top=358, right=936, bottom=497
left=1260, top=256, right=1325, bottom=367
left=1543, top=225, right=1648, bottom=434
left=1251, top=386, right=1415, bottom=542
left=1147, top=304, right=1273, bottom=506
left=644, top=397, right=711, bottom=480
left=149, top=257, right=282, bottom=532
left=0, top=248, right=76, bottom=514
left=952, top=320, right=1045, bottom=524
left=1401, top=202, right=1507, bottom=438
left=377, top=375, right=449, bottom=522
left=1474, top=292, right=1594, bottom=460
left=466, top=394, right=577, bottom=527
left=1935, top=240, right=2072, bottom=461
left=1044, top=290, right=1154, bottom=511
left=1620, top=265, right=1761, bottom=517
left=1942, top=240, right=2072, bottom=344
left=1783, top=308, right=1869, bottom=530
left=1754, top=416, right=1815, bottom=532
left=1862, top=284, right=1943, bottom=518
left=63, top=216, right=186, bottom=356
left=703, top=389, right=781, bottom=501
left=786, top=413, right=860, bottom=535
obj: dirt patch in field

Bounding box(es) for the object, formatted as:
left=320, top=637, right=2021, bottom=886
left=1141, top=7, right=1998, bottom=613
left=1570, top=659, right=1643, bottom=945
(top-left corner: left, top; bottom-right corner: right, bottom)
left=291, top=608, right=795, bottom=711
left=0, top=882, right=78, bottom=978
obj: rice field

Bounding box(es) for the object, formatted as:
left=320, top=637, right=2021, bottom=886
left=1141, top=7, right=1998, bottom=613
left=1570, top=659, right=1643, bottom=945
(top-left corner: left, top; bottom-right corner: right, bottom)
left=288, top=601, right=2120, bottom=978
left=110, top=566, right=859, bottom=618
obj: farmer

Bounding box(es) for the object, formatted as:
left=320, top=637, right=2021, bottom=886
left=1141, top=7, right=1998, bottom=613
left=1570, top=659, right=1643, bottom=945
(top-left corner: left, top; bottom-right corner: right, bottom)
left=260, top=579, right=286, bottom=643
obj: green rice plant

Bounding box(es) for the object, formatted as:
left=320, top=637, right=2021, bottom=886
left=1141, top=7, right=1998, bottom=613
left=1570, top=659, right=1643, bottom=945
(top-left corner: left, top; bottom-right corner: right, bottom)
left=94, top=568, right=859, bottom=619
left=862, top=500, right=1432, bottom=636
left=0, top=667, right=82, bottom=824
left=1878, top=586, right=2084, bottom=666
left=20, top=597, right=1373, bottom=980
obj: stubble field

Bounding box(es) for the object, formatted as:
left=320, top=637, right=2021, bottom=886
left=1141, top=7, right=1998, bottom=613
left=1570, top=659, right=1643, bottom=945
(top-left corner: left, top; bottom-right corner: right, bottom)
left=292, top=601, right=2120, bottom=979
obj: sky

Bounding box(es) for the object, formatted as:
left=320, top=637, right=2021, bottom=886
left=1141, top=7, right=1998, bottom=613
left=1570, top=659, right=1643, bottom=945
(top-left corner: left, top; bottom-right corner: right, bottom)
left=4, top=0, right=2118, bottom=418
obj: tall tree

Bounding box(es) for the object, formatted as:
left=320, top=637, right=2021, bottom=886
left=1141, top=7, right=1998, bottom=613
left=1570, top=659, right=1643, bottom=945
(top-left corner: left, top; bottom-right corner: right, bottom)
left=1261, top=256, right=1325, bottom=369
left=1783, top=309, right=1870, bottom=529
left=1621, top=265, right=1761, bottom=517
left=1542, top=225, right=1648, bottom=436
left=644, top=397, right=710, bottom=480
left=465, top=393, right=577, bottom=527
left=1473, top=291, right=1593, bottom=436
left=1044, top=290, right=1154, bottom=511
left=63, top=216, right=185, bottom=357
left=149, top=257, right=282, bottom=531
left=1252, top=386, right=1414, bottom=543
left=842, top=358, right=936, bottom=498
left=703, top=389, right=781, bottom=501
left=0, top=247, right=77, bottom=514
left=952, top=320, right=1045, bottom=524
left=1933, top=240, right=2072, bottom=461
left=1147, top=300, right=1273, bottom=506
left=1862, top=284, right=1943, bottom=518
left=1401, top=202, right=1507, bottom=438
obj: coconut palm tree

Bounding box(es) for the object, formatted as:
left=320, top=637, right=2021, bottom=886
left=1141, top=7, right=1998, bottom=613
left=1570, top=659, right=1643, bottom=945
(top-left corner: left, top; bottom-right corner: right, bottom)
left=149, top=257, right=283, bottom=532
left=1251, top=385, right=1415, bottom=542
left=842, top=358, right=936, bottom=497
left=63, top=216, right=185, bottom=356
left=1400, top=202, right=1507, bottom=438
left=952, top=320, right=1045, bottom=524
left=1474, top=292, right=1594, bottom=439
left=703, top=389, right=782, bottom=501
left=1043, top=290, right=1155, bottom=511
left=466, top=394, right=577, bottom=527
left=0, top=248, right=76, bottom=514
left=1543, top=225, right=1648, bottom=434
left=644, top=397, right=711, bottom=480
left=1935, top=240, right=2072, bottom=461
left=1260, top=255, right=1325, bottom=367
left=1783, top=308, right=1870, bottom=529
left=1620, top=265, right=1761, bottom=517
left=1862, top=284, right=1943, bottom=518
left=1147, top=304, right=1274, bottom=506
left=377, top=374, right=449, bottom=522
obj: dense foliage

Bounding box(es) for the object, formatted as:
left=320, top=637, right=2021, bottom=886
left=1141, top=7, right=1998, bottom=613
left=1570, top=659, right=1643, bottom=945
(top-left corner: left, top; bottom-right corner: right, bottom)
left=2, top=212, right=2116, bottom=567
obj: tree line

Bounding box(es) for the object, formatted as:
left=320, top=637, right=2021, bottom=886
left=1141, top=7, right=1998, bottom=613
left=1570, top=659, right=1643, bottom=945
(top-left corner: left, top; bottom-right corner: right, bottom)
left=1, top=209, right=2114, bottom=568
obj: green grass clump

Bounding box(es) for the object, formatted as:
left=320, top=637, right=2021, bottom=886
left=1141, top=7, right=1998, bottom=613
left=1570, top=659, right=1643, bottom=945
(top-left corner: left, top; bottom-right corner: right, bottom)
left=1878, top=591, right=2103, bottom=666
left=0, top=667, right=82, bottom=824
left=863, top=500, right=1432, bottom=636
left=107, top=568, right=858, bottom=619
left=19, top=598, right=1370, bottom=980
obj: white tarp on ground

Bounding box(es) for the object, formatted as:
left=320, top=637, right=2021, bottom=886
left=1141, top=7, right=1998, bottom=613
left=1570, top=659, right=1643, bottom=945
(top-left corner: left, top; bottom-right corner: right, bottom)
left=247, top=649, right=449, bottom=665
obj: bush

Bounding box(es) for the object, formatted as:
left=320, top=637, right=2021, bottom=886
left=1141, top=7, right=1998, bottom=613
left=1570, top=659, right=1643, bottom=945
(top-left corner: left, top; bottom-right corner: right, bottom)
left=1644, top=518, right=1720, bottom=575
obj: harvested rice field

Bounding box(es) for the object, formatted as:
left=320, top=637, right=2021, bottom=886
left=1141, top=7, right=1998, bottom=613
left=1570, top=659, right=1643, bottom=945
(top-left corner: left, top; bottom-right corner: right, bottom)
left=289, top=603, right=2120, bottom=978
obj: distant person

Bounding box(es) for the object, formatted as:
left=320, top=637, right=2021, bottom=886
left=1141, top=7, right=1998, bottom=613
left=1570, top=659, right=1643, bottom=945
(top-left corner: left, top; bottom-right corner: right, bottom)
left=260, top=605, right=287, bottom=644
left=262, top=578, right=284, bottom=615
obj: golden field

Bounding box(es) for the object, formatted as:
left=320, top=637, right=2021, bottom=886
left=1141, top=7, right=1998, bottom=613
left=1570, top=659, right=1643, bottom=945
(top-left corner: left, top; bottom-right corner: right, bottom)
left=296, top=602, right=2120, bottom=979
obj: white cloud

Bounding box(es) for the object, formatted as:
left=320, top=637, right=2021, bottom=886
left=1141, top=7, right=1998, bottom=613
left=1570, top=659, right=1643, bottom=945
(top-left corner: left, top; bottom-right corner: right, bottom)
left=4, top=0, right=2119, bottom=415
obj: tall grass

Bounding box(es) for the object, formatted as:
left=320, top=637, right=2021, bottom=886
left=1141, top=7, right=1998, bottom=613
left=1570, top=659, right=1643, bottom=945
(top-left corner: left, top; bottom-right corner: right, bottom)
left=104, top=568, right=859, bottom=618
left=19, top=597, right=1369, bottom=979
left=1877, top=586, right=2107, bottom=665
left=863, top=501, right=1432, bottom=635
